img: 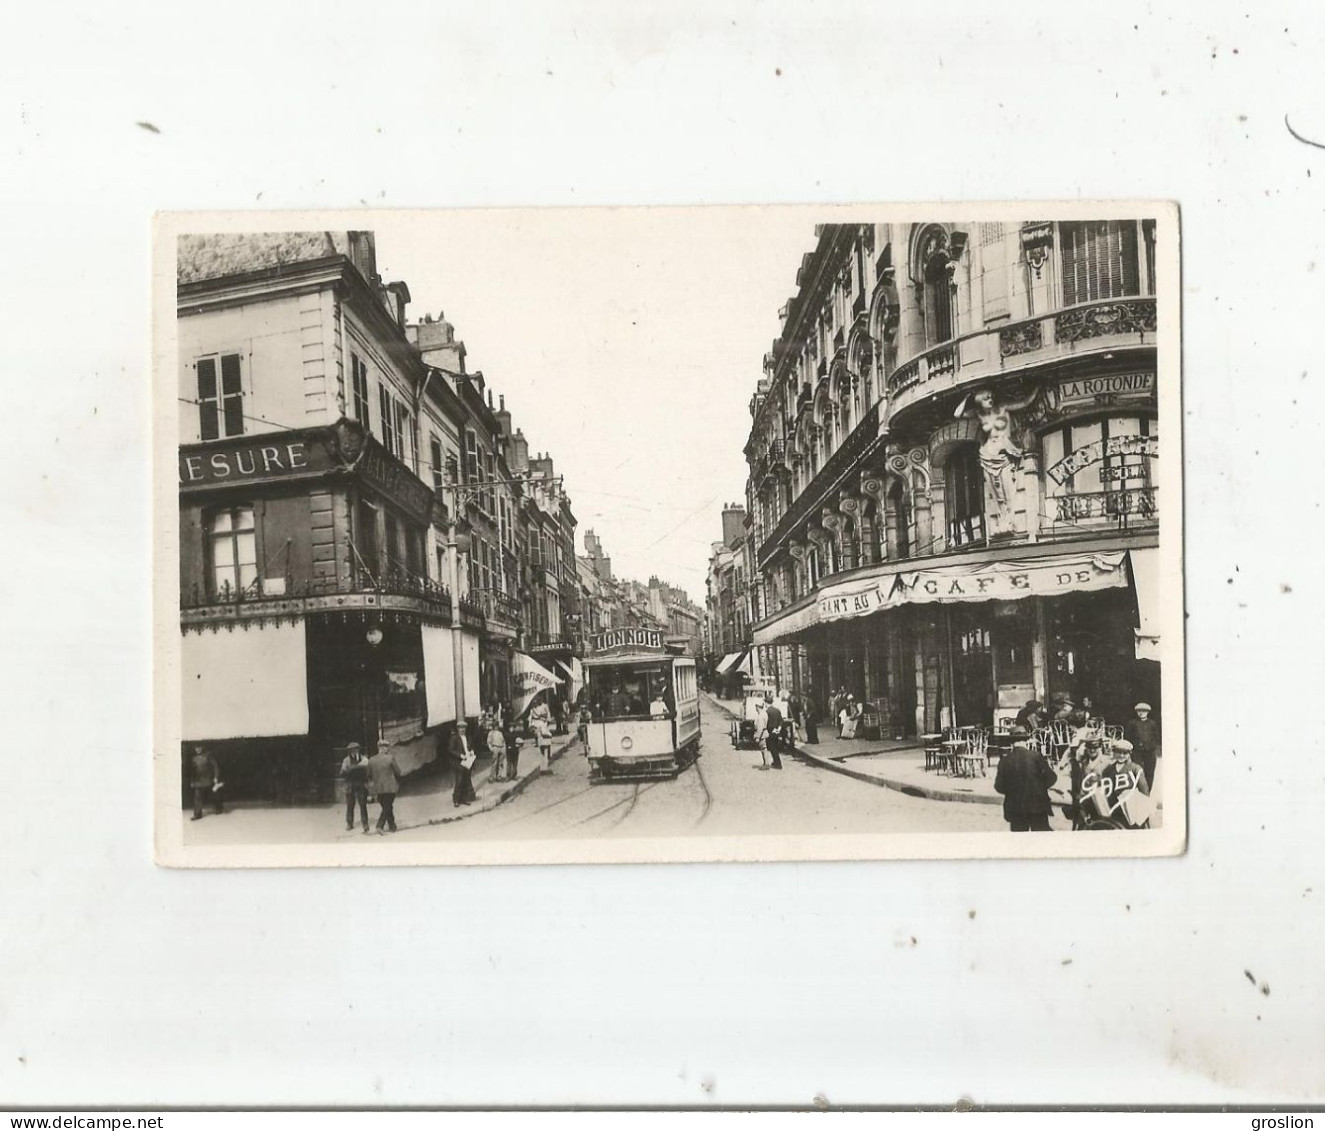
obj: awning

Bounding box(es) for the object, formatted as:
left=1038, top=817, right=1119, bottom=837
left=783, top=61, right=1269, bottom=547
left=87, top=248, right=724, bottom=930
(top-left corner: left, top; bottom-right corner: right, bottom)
left=421, top=624, right=457, bottom=727
left=714, top=652, right=741, bottom=675
left=513, top=651, right=562, bottom=718
left=1129, top=547, right=1161, bottom=661
left=461, top=631, right=483, bottom=718
left=182, top=621, right=309, bottom=740
left=753, top=549, right=1131, bottom=646
left=557, top=657, right=583, bottom=702
left=735, top=649, right=754, bottom=676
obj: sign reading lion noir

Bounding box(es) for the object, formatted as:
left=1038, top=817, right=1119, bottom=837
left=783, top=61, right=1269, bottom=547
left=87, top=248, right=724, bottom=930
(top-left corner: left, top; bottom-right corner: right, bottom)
left=592, top=628, right=664, bottom=653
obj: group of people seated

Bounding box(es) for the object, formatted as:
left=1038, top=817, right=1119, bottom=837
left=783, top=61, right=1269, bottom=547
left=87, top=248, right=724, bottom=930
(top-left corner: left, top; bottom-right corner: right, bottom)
left=587, top=669, right=673, bottom=721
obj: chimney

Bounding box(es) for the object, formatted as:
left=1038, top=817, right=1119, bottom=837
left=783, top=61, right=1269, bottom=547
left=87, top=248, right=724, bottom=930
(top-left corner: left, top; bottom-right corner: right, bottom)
left=512, top=428, right=530, bottom=471
left=721, top=503, right=747, bottom=549
left=495, top=394, right=512, bottom=440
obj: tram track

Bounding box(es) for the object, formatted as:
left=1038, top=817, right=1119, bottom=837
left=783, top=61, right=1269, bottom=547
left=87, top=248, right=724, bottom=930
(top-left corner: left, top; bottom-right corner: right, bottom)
left=690, top=755, right=713, bottom=826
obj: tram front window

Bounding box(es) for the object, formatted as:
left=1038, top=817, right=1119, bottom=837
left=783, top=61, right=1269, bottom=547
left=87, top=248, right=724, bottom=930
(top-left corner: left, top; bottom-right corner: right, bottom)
left=594, top=666, right=672, bottom=719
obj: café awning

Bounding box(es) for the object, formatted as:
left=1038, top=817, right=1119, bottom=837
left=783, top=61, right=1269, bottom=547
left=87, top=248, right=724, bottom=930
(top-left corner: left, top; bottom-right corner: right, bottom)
left=714, top=652, right=741, bottom=675
left=753, top=549, right=1131, bottom=646
left=181, top=621, right=309, bottom=740
left=1129, top=546, right=1161, bottom=661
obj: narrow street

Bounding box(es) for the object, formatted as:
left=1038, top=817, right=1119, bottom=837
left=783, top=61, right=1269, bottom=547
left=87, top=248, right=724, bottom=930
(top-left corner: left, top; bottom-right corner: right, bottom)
left=395, top=692, right=1002, bottom=841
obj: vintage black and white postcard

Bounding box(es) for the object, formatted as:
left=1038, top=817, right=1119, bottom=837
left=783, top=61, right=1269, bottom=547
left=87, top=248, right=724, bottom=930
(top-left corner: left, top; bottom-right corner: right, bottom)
left=154, top=203, right=1183, bottom=866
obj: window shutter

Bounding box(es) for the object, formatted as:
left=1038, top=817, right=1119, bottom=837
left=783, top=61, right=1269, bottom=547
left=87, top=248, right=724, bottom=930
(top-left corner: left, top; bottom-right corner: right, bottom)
left=220, top=353, right=244, bottom=437
left=197, top=357, right=219, bottom=441
left=379, top=386, right=392, bottom=451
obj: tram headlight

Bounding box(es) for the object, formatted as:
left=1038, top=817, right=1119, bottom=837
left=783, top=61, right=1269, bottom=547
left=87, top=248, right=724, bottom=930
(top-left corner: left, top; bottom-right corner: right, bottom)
left=620, top=735, right=633, bottom=751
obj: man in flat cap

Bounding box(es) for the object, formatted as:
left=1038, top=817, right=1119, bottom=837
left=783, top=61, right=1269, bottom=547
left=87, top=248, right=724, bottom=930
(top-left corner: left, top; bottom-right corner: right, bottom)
left=339, top=741, right=371, bottom=834
left=1124, top=702, right=1161, bottom=797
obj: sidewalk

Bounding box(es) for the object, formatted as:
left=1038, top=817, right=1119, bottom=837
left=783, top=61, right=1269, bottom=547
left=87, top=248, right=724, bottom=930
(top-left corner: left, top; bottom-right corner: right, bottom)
left=706, top=693, right=1013, bottom=806
left=182, top=732, right=580, bottom=845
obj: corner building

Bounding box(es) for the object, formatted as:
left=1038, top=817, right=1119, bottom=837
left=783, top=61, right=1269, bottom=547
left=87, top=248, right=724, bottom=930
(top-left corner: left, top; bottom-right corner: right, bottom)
left=747, top=220, right=1162, bottom=736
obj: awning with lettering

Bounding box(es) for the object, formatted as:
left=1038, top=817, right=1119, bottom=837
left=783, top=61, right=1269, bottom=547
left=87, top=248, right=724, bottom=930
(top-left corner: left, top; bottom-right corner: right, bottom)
left=182, top=621, right=309, bottom=740
left=1129, top=547, right=1161, bottom=661
left=422, top=624, right=457, bottom=726
left=753, top=549, right=1130, bottom=645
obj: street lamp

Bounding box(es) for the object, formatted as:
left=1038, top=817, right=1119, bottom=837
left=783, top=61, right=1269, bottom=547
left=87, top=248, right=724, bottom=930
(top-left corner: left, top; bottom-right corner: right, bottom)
left=444, top=519, right=473, bottom=726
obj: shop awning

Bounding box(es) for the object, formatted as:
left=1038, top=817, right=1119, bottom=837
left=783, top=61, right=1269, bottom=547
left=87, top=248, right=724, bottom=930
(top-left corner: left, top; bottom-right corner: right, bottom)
left=461, top=631, right=483, bottom=718
left=422, top=624, right=457, bottom=727
left=181, top=621, right=309, bottom=740
left=734, top=649, right=754, bottom=676
left=753, top=549, right=1131, bottom=646
left=714, top=652, right=741, bottom=675
left=1129, top=546, right=1161, bottom=661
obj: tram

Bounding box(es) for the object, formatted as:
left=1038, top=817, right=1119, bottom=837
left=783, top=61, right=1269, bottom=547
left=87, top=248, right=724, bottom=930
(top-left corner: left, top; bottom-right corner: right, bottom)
left=581, top=628, right=701, bottom=782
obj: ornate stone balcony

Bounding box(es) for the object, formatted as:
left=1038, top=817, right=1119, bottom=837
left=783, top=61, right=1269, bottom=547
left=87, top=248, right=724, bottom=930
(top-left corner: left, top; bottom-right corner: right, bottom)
left=181, top=570, right=454, bottom=628
left=885, top=296, right=1157, bottom=424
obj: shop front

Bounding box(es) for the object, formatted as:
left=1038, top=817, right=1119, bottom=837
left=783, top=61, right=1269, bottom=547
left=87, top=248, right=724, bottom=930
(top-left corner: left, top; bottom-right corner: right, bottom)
left=755, top=540, right=1160, bottom=737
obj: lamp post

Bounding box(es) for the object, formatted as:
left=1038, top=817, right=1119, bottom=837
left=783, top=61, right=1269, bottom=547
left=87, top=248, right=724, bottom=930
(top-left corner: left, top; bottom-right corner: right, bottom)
left=444, top=519, right=473, bottom=727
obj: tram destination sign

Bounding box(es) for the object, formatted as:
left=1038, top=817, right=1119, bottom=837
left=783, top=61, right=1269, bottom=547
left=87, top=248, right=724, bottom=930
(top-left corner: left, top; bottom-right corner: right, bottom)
left=592, top=628, right=664, bottom=653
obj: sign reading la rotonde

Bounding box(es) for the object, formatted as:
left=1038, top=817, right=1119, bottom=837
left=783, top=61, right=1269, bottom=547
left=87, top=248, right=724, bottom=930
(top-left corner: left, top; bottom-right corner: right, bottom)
left=815, top=551, right=1129, bottom=622
left=1055, top=371, right=1155, bottom=407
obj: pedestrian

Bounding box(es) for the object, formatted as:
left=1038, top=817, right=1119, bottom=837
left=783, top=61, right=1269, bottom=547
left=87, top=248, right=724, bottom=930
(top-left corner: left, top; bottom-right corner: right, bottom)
left=507, top=732, right=522, bottom=780
left=188, top=744, right=223, bottom=821
left=840, top=694, right=862, bottom=739
left=339, top=741, right=370, bottom=833
left=577, top=701, right=592, bottom=751
left=993, top=730, right=1058, bottom=832
left=1123, top=702, right=1161, bottom=797
left=449, top=721, right=477, bottom=808
left=753, top=696, right=769, bottom=767
left=529, top=694, right=554, bottom=773
left=365, top=740, right=402, bottom=833
left=787, top=692, right=805, bottom=744
left=1049, top=692, right=1075, bottom=722
left=763, top=695, right=785, bottom=770
left=1081, top=739, right=1151, bottom=827
left=486, top=718, right=508, bottom=783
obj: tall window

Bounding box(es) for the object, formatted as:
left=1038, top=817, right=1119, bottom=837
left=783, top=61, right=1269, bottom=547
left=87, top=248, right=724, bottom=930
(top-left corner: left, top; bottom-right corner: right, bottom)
left=463, top=429, right=480, bottom=494
left=1060, top=221, right=1140, bottom=306
left=484, top=452, right=496, bottom=513
left=1041, top=415, right=1157, bottom=526
left=945, top=446, right=985, bottom=548
left=429, top=434, right=444, bottom=489
left=396, top=403, right=413, bottom=466
left=889, top=483, right=911, bottom=560
left=208, top=505, right=256, bottom=597
left=378, top=387, right=393, bottom=453
left=355, top=498, right=379, bottom=581
left=924, top=255, right=955, bottom=346
left=385, top=512, right=403, bottom=574
left=351, top=354, right=371, bottom=427
left=197, top=353, right=244, bottom=441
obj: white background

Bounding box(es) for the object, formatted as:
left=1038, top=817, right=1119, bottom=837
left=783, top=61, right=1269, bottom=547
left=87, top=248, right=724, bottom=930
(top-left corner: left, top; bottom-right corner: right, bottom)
left=3, top=0, right=1323, bottom=1108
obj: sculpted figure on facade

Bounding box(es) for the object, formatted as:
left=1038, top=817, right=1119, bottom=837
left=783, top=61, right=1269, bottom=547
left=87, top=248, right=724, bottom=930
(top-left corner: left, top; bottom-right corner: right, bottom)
left=955, top=388, right=1038, bottom=535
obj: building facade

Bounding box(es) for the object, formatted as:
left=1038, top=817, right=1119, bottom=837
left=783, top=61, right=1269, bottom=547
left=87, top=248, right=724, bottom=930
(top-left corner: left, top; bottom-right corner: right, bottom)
left=178, top=233, right=624, bottom=805
left=746, top=219, right=1162, bottom=735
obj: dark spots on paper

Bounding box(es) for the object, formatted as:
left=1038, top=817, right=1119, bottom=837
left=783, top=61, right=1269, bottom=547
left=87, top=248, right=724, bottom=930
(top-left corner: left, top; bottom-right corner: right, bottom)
left=813, top=1093, right=830, bottom=1110
left=1285, top=115, right=1325, bottom=150
left=967, top=909, right=976, bottom=919
left=136, top=121, right=161, bottom=134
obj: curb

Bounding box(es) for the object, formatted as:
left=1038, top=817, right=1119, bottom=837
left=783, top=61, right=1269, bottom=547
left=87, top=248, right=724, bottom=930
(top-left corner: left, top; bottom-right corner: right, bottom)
left=402, top=735, right=578, bottom=832
left=704, top=693, right=1000, bottom=806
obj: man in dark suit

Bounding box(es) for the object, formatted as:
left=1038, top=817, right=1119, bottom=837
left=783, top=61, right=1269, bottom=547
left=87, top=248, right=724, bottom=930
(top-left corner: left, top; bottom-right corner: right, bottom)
left=365, top=741, right=402, bottom=833
left=993, top=731, right=1057, bottom=831
left=448, top=721, right=477, bottom=808
left=189, top=745, right=223, bottom=821
left=763, top=697, right=784, bottom=770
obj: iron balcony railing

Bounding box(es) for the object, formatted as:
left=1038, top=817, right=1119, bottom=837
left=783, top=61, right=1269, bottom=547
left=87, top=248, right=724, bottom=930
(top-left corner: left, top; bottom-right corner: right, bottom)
left=182, top=570, right=454, bottom=614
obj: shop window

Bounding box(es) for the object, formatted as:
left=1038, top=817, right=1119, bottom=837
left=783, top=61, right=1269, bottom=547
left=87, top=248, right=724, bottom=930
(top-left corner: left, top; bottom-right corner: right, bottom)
left=197, top=353, right=244, bottom=441
left=351, top=354, right=371, bottom=429
left=1059, top=221, right=1140, bottom=306
left=208, top=505, right=256, bottom=598
left=945, top=446, right=985, bottom=548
